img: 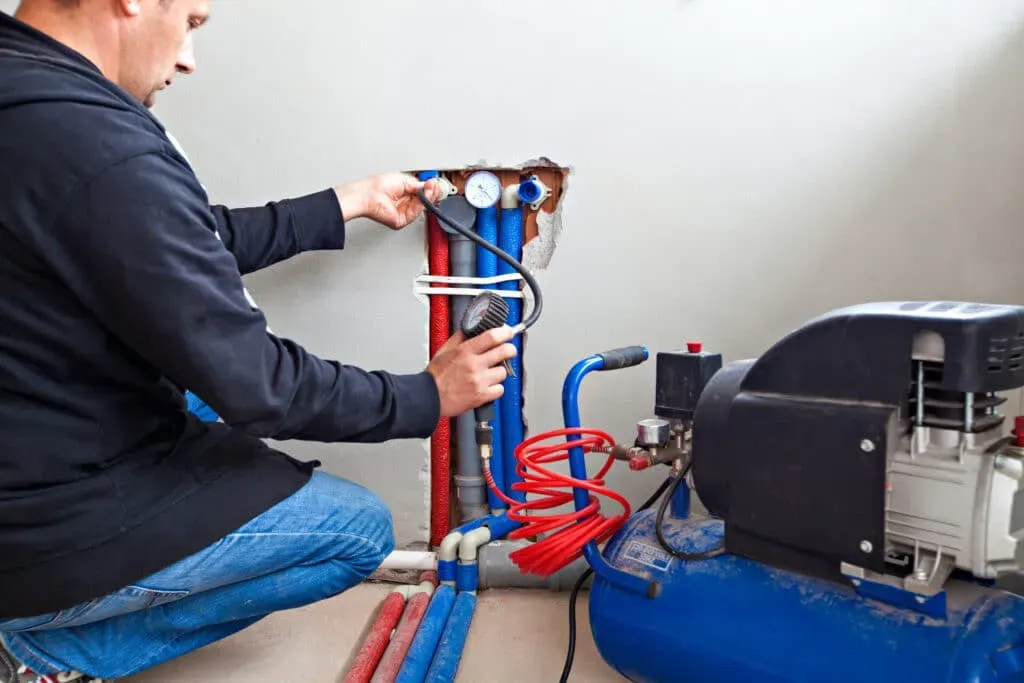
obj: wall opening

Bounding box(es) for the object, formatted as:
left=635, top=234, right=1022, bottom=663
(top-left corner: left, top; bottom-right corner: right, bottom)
left=410, top=159, right=571, bottom=556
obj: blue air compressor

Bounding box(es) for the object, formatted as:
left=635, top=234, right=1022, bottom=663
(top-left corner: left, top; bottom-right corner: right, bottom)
left=573, top=302, right=1024, bottom=682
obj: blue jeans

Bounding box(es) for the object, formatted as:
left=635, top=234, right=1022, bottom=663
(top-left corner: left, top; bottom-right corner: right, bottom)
left=0, top=471, right=395, bottom=679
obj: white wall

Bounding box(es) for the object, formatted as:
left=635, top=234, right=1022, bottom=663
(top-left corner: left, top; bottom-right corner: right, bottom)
left=5, top=1, right=1024, bottom=546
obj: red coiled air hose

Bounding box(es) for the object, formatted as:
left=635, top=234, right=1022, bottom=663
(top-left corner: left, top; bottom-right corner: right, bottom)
left=427, top=213, right=451, bottom=548
left=483, top=428, right=631, bottom=577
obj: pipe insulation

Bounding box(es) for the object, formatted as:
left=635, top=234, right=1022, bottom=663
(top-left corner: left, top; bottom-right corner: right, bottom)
left=424, top=591, right=477, bottom=683
left=344, top=590, right=407, bottom=683
left=370, top=577, right=436, bottom=683
left=498, top=186, right=526, bottom=502
left=475, top=204, right=506, bottom=514
left=395, top=585, right=457, bottom=683
left=448, top=210, right=488, bottom=522
left=426, top=207, right=452, bottom=548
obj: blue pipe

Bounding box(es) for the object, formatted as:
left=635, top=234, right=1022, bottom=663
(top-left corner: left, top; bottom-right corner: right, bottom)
left=456, top=562, right=479, bottom=593
left=670, top=472, right=691, bottom=520
left=562, top=351, right=662, bottom=599
left=424, top=591, right=477, bottom=683
left=475, top=205, right=506, bottom=512
left=484, top=511, right=521, bottom=540
left=395, top=585, right=457, bottom=683
left=498, top=195, right=526, bottom=503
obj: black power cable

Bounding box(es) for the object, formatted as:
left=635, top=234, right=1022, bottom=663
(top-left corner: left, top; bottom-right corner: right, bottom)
left=654, top=463, right=725, bottom=561
left=559, top=477, right=672, bottom=683
left=416, top=187, right=543, bottom=331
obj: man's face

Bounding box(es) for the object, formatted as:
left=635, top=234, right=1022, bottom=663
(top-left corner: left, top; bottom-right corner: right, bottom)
left=120, top=0, right=209, bottom=107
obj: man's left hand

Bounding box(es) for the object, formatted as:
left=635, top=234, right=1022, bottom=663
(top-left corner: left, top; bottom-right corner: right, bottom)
left=334, top=172, right=443, bottom=230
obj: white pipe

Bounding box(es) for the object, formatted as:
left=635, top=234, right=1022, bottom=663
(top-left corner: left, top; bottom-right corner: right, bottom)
left=459, top=528, right=493, bottom=563
left=390, top=576, right=438, bottom=599
left=457, top=528, right=493, bottom=596
left=501, top=183, right=520, bottom=210
left=378, top=550, right=437, bottom=571
left=436, top=176, right=458, bottom=200
left=438, top=531, right=464, bottom=588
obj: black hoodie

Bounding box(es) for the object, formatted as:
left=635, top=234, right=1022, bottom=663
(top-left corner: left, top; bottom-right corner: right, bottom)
left=0, top=12, right=439, bottom=618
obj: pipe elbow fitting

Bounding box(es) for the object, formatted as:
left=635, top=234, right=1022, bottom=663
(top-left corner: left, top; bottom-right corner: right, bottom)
left=518, top=175, right=552, bottom=210
left=458, top=527, right=493, bottom=564
left=416, top=169, right=458, bottom=201
left=439, top=532, right=464, bottom=563
left=501, top=184, right=521, bottom=210
left=436, top=176, right=458, bottom=200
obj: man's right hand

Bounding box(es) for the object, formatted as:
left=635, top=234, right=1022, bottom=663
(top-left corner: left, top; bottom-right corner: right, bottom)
left=426, top=327, right=518, bottom=418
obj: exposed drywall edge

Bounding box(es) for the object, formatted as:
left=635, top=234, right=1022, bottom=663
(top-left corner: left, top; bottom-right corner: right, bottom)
left=521, top=182, right=568, bottom=271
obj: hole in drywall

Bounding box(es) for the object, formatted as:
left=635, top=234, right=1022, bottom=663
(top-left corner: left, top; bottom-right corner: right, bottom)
left=411, top=158, right=571, bottom=543
left=413, top=157, right=571, bottom=272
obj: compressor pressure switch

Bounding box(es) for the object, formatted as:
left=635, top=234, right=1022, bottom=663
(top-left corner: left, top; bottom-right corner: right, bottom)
left=654, top=344, right=722, bottom=422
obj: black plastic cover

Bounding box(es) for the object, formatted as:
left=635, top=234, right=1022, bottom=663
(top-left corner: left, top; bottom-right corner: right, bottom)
left=654, top=350, right=723, bottom=422
left=690, top=301, right=1024, bottom=580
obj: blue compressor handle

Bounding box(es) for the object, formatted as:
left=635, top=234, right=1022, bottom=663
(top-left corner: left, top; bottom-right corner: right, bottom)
left=561, top=346, right=661, bottom=599
left=596, top=346, right=648, bottom=371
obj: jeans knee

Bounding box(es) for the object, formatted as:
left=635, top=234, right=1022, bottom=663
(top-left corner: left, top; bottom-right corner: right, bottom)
left=343, top=489, right=395, bottom=578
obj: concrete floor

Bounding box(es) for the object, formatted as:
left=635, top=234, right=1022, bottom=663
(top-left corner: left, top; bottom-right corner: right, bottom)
left=125, top=583, right=626, bottom=682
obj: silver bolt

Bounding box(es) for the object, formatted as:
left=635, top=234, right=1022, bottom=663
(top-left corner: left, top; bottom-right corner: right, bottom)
left=915, top=596, right=926, bottom=604
left=861, top=439, right=875, bottom=453
left=860, top=540, right=873, bottom=553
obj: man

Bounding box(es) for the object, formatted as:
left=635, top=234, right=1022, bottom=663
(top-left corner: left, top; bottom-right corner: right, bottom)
left=0, top=1, right=516, bottom=681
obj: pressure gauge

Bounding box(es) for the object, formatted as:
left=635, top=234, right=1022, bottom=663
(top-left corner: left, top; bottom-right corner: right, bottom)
left=461, top=291, right=510, bottom=338
left=464, top=171, right=502, bottom=209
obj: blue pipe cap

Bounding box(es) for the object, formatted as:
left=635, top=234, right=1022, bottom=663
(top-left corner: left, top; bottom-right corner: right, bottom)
left=518, top=178, right=544, bottom=205
left=418, top=170, right=440, bottom=181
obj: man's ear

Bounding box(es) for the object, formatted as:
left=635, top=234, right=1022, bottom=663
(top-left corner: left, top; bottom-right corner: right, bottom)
left=118, top=0, right=142, bottom=18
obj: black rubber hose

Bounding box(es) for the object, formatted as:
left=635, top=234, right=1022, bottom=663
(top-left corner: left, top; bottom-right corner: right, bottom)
left=417, top=187, right=543, bottom=331
left=654, top=463, right=725, bottom=561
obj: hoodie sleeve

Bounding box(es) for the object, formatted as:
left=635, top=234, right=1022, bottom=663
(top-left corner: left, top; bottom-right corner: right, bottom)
left=44, top=150, right=440, bottom=443
left=210, top=189, right=346, bottom=275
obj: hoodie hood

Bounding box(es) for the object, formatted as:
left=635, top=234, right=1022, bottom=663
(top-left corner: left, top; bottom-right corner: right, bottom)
left=0, top=10, right=162, bottom=133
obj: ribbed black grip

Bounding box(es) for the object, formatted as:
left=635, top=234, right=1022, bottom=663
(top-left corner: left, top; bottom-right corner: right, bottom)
left=461, top=291, right=510, bottom=338
left=598, top=346, right=648, bottom=370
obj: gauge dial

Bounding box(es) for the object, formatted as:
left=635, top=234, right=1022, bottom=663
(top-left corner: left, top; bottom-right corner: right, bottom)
left=461, top=291, right=510, bottom=338
left=464, top=171, right=502, bottom=209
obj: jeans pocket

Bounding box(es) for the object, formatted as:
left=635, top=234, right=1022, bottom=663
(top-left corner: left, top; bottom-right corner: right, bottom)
left=3, top=584, right=191, bottom=632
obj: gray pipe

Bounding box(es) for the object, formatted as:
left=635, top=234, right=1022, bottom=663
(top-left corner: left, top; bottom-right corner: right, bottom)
left=441, top=196, right=489, bottom=522
left=478, top=540, right=593, bottom=591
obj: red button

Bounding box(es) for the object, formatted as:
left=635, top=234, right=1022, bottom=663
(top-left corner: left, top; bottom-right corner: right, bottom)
left=687, top=342, right=703, bottom=353
left=1015, top=416, right=1024, bottom=446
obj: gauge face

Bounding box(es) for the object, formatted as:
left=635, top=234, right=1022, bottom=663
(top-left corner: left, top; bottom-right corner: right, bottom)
left=464, top=171, right=502, bottom=209
left=463, top=296, right=491, bottom=331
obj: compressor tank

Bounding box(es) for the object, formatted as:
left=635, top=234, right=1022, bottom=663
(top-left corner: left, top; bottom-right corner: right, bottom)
left=589, top=509, right=1024, bottom=683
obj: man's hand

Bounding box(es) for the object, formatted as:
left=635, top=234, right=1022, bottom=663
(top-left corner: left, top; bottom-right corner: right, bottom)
left=335, top=172, right=443, bottom=230
left=426, top=327, right=518, bottom=418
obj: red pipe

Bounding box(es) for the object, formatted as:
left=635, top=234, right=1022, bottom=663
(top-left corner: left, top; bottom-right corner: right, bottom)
left=370, top=589, right=433, bottom=683
left=343, top=590, right=407, bottom=683
left=428, top=211, right=451, bottom=548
